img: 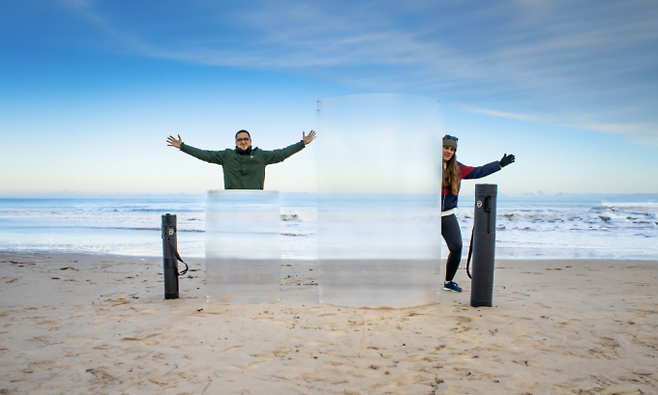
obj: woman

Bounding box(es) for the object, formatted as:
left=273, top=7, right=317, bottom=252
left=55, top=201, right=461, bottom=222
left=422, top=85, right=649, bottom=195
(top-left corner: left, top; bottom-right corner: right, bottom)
left=441, top=135, right=515, bottom=292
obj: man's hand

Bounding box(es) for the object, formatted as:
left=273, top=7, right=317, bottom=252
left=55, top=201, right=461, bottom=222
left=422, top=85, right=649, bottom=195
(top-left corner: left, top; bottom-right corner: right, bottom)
left=303, top=130, right=316, bottom=145
left=167, top=135, right=183, bottom=149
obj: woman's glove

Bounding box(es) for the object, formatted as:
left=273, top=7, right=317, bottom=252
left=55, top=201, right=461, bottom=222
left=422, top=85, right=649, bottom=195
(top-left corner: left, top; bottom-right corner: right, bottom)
left=500, top=153, right=515, bottom=167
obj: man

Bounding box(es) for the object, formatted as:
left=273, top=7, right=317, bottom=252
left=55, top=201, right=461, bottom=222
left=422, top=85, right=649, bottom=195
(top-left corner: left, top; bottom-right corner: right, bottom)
left=166, top=129, right=316, bottom=189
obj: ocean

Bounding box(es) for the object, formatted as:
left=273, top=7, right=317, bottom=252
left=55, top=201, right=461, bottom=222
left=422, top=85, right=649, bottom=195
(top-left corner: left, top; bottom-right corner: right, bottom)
left=1, top=194, right=657, bottom=260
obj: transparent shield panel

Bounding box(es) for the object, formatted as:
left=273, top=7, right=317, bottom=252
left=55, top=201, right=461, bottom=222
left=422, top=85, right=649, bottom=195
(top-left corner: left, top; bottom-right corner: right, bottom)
left=317, top=94, right=442, bottom=308
left=205, top=190, right=281, bottom=304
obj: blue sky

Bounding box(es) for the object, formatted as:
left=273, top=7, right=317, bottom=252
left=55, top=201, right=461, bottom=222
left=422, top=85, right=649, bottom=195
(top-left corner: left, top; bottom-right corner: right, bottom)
left=1, top=0, right=657, bottom=197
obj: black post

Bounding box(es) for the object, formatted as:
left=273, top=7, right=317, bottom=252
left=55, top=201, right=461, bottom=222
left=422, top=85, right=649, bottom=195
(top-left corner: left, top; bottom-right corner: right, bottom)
left=470, top=184, right=497, bottom=307
left=162, top=213, right=179, bottom=299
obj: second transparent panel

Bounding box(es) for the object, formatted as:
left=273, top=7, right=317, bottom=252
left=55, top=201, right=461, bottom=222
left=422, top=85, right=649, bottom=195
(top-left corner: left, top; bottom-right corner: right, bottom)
left=205, top=190, right=280, bottom=304
left=317, top=94, right=442, bottom=308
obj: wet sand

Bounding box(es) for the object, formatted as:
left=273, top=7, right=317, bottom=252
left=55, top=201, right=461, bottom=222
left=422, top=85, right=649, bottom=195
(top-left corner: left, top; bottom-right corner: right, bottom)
left=1, top=251, right=657, bottom=394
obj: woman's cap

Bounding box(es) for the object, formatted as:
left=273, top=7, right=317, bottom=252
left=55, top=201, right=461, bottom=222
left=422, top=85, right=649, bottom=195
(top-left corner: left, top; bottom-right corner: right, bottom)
left=443, top=135, right=458, bottom=150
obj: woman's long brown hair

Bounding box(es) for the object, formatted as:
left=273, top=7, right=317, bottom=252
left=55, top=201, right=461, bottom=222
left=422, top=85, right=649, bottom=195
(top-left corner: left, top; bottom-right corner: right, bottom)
left=443, top=153, right=461, bottom=195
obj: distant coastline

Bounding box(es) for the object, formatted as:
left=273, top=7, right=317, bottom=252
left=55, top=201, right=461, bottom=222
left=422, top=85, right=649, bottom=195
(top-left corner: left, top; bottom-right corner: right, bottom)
left=2, top=191, right=657, bottom=203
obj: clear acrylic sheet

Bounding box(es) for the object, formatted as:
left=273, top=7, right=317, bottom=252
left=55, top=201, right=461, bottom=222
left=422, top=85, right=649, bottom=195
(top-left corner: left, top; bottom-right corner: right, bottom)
left=205, top=190, right=281, bottom=304
left=316, top=94, right=442, bottom=308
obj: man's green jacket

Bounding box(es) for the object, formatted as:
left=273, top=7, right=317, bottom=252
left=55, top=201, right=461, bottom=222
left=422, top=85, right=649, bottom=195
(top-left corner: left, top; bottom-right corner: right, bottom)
left=180, top=141, right=305, bottom=189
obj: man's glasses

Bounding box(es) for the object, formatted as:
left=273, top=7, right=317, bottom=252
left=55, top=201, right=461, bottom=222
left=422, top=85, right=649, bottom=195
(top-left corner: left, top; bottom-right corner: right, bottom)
left=236, top=137, right=251, bottom=142
left=444, top=135, right=458, bottom=142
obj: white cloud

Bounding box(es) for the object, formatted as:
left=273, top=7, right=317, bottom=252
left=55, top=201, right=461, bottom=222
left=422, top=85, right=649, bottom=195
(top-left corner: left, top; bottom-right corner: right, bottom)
left=451, top=103, right=658, bottom=146
left=61, top=1, right=657, bottom=87
left=59, top=0, right=658, bottom=144
left=573, top=123, right=658, bottom=146
left=454, top=104, right=539, bottom=121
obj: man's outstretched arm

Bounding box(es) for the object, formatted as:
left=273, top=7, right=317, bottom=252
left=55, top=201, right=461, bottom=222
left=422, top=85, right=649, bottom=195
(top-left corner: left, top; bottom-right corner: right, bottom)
left=167, top=134, right=225, bottom=165
left=264, top=130, right=316, bottom=165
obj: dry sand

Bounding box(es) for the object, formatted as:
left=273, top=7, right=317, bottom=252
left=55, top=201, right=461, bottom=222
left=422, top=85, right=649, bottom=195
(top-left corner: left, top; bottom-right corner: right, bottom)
left=0, top=251, right=657, bottom=395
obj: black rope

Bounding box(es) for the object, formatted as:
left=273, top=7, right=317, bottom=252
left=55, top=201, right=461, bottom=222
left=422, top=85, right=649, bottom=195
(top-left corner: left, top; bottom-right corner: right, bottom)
left=466, top=227, right=474, bottom=279
left=168, top=237, right=189, bottom=276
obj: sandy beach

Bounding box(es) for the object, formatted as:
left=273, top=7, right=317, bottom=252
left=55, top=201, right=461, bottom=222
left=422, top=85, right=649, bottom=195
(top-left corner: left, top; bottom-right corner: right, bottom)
left=1, top=251, right=657, bottom=394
